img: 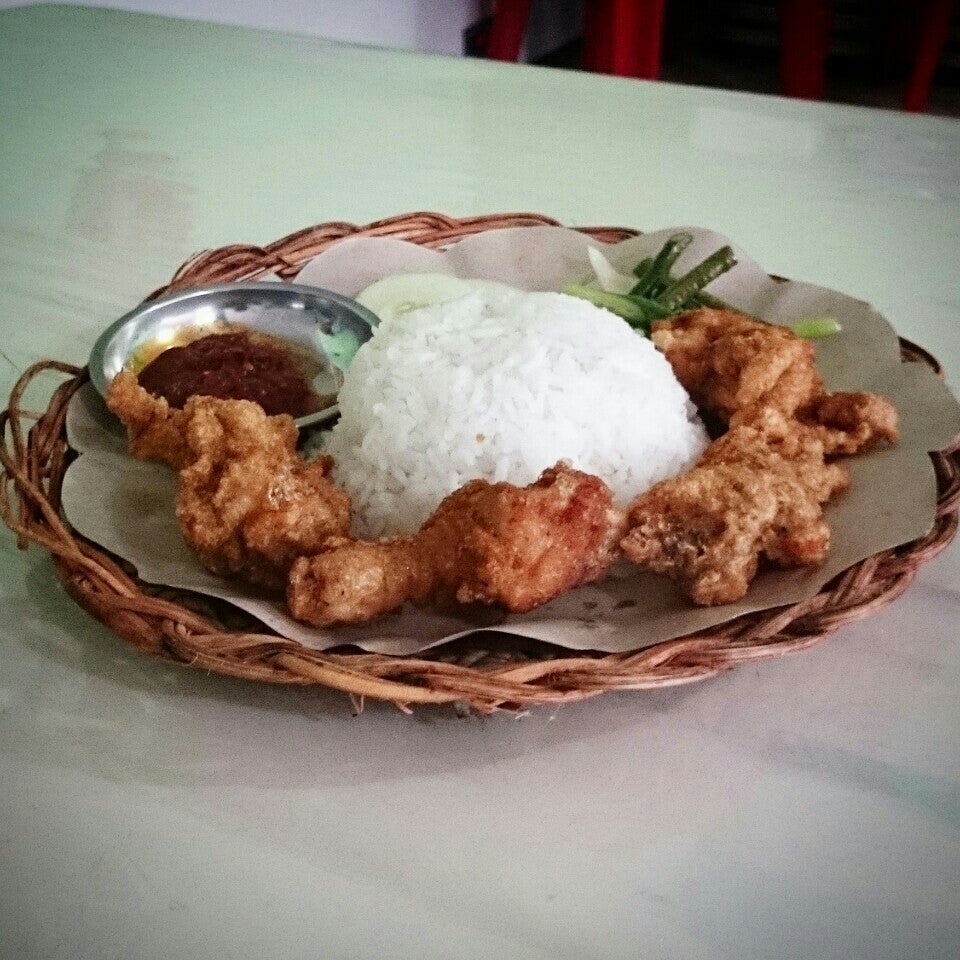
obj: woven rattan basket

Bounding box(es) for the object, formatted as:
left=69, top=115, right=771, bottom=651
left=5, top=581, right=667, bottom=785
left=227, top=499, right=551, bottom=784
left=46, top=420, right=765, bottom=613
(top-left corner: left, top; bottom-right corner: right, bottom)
left=2, top=212, right=958, bottom=713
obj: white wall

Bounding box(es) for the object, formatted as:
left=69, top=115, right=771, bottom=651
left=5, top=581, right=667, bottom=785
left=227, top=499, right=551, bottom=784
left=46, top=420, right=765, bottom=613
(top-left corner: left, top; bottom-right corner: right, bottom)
left=0, top=0, right=491, bottom=55
left=2, top=0, right=585, bottom=58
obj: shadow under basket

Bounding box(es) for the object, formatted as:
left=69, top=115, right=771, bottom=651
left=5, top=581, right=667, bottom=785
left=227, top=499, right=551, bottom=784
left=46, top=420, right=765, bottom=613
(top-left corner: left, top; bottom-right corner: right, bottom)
left=2, top=212, right=958, bottom=713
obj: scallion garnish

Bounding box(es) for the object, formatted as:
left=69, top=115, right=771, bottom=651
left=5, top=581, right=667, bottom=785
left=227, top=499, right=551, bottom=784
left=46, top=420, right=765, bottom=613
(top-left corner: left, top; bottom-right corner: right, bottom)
left=790, top=317, right=842, bottom=338
left=568, top=234, right=737, bottom=334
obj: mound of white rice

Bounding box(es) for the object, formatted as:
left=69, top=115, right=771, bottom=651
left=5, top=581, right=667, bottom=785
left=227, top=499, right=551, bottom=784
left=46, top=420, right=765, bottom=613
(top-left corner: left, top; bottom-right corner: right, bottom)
left=324, top=288, right=708, bottom=538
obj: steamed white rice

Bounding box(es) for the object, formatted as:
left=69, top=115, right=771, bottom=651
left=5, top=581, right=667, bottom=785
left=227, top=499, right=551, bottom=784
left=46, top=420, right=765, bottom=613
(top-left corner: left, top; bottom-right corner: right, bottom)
left=324, top=288, right=708, bottom=538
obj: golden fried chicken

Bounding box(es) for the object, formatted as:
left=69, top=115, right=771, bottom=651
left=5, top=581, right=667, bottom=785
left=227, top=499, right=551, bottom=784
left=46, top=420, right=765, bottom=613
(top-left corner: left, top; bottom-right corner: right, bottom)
left=621, top=409, right=850, bottom=605
left=174, top=399, right=350, bottom=589
left=651, top=308, right=900, bottom=447
left=288, top=463, right=626, bottom=627
left=797, top=390, right=900, bottom=455
left=626, top=308, right=900, bottom=605
left=288, top=537, right=433, bottom=627
left=651, top=308, right=824, bottom=423
left=107, top=372, right=351, bottom=589
left=106, top=370, right=193, bottom=470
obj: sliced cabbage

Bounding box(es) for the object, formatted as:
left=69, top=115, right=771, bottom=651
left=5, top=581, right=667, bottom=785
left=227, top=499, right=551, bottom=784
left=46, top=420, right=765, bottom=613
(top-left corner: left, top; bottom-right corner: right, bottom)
left=356, top=273, right=517, bottom=324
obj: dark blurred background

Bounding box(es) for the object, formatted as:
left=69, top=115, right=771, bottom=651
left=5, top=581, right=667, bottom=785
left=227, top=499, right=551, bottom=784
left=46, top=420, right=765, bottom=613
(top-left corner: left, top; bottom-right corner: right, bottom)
left=480, top=0, right=960, bottom=117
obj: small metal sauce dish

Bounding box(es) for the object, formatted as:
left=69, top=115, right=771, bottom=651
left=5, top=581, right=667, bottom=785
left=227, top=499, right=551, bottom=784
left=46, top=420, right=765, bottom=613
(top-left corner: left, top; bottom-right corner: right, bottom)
left=89, top=282, right=379, bottom=429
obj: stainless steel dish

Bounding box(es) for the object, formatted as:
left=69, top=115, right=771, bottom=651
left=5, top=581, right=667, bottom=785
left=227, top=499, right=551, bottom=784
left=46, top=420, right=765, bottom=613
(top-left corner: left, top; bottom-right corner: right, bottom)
left=88, top=282, right=379, bottom=428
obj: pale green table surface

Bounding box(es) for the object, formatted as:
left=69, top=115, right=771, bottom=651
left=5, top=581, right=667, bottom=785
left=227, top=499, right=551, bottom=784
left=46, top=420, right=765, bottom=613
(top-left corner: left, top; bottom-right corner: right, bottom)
left=1, top=6, right=959, bottom=959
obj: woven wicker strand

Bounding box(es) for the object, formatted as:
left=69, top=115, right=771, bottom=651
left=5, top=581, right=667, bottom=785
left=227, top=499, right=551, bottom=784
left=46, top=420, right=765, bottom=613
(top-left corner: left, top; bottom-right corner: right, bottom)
left=2, top=213, right=958, bottom=714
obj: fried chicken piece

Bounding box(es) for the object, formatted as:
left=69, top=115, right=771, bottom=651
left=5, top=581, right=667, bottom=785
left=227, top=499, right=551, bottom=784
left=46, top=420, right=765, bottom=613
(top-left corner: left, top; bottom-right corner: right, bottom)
left=797, top=390, right=900, bottom=454
left=631, top=308, right=900, bottom=604
left=288, top=463, right=626, bottom=627
left=651, top=309, right=901, bottom=454
left=427, top=463, right=625, bottom=609
left=621, top=408, right=850, bottom=605
left=288, top=537, right=434, bottom=627
left=652, top=308, right=824, bottom=423
left=175, top=399, right=350, bottom=589
left=106, top=371, right=192, bottom=470
left=107, top=373, right=351, bottom=590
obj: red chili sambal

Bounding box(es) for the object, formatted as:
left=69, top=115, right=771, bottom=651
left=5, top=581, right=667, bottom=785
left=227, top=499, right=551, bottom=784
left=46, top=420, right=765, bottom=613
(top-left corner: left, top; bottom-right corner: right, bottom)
left=136, top=330, right=322, bottom=418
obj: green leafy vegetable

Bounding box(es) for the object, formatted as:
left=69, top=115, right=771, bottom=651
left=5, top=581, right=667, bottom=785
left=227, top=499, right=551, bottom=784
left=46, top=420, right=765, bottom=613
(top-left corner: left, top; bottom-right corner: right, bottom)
left=568, top=236, right=845, bottom=344
left=632, top=232, right=693, bottom=297
left=632, top=256, right=653, bottom=279
left=562, top=284, right=671, bottom=330
left=657, top=246, right=737, bottom=312
left=565, top=233, right=737, bottom=334
left=689, top=290, right=731, bottom=310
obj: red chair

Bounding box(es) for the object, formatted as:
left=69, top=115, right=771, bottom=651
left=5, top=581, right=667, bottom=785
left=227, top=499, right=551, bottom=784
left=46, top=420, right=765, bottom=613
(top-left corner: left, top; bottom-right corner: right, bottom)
left=779, top=0, right=958, bottom=112
left=903, top=0, right=958, bottom=111
left=487, top=0, right=667, bottom=80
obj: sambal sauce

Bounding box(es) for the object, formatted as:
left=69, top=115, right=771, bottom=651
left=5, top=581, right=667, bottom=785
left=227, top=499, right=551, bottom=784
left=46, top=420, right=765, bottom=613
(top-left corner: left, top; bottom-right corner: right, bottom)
left=136, top=330, right=322, bottom=418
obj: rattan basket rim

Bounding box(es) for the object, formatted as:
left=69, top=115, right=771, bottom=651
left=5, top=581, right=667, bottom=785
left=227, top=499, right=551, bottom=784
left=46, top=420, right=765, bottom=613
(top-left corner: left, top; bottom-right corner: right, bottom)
left=2, top=211, right=958, bottom=713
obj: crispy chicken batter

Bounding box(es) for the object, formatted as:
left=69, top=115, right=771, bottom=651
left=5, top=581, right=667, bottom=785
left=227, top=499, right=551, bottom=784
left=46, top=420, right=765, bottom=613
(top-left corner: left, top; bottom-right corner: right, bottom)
left=651, top=308, right=899, bottom=447
left=652, top=308, right=823, bottom=422
left=621, top=408, right=849, bottom=605
left=107, top=372, right=350, bottom=589
left=798, top=389, right=900, bottom=455
left=623, top=309, right=899, bottom=604
left=105, top=370, right=193, bottom=470
left=288, top=463, right=626, bottom=627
